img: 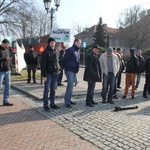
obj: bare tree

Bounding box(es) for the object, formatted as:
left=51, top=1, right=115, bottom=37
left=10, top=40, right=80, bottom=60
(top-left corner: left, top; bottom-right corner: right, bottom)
left=118, top=5, right=150, bottom=49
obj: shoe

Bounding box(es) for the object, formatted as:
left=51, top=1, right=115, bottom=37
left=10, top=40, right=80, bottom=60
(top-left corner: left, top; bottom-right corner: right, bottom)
left=102, top=98, right=106, bottom=104
left=33, top=81, right=37, bottom=84
left=3, top=102, right=13, bottom=106
left=44, top=106, right=50, bottom=111
left=27, top=81, right=30, bottom=83
left=74, top=81, right=79, bottom=87
left=131, top=96, right=134, bottom=99
left=71, top=101, right=76, bottom=105
left=117, top=86, right=121, bottom=89
left=143, top=95, right=148, bottom=98
left=64, top=80, right=67, bottom=82
left=107, top=99, right=114, bottom=104
left=113, top=95, right=118, bottom=99
left=92, top=101, right=98, bottom=105
left=65, top=104, right=72, bottom=108
left=122, top=96, right=126, bottom=99
left=86, top=103, right=94, bottom=107
left=58, top=83, right=64, bottom=86
left=50, top=104, right=59, bottom=109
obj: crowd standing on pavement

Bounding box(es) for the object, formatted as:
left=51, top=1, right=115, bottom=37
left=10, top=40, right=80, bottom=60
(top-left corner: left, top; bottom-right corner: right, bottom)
left=2, top=37, right=150, bottom=111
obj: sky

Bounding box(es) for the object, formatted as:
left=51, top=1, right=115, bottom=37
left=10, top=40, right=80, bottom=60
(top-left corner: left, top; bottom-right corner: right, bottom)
left=37, top=0, right=150, bottom=30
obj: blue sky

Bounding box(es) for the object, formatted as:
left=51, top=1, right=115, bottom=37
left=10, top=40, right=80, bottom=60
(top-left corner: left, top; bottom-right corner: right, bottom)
left=37, top=0, right=150, bottom=29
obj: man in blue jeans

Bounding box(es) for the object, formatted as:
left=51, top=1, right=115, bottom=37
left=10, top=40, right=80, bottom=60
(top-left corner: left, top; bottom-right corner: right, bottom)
left=99, top=47, right=120, bottom=104
left=63, top=39, right=81, bottom=108
left=0, top=39, right=13, bottom=106
left=41, top=37, right=61, bottom=111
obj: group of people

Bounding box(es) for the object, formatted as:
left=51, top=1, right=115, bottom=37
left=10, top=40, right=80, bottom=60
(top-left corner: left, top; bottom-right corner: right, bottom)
left=1, top=37, right=150, bottom=110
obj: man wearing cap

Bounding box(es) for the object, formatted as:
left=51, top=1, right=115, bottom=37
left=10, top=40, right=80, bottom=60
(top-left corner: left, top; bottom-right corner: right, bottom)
left=24, top=45, right=38, bottom=83
left=99, top=47, right=120, bottom=104
left=83, top=45, right=101, bottom=107
left=122, top=48, right=138, bottom=99
left=41, top=37, right=61, bottom=111
left=0, top=39, right=13, bottom=106
left=63, top=38, right=81, bottom=108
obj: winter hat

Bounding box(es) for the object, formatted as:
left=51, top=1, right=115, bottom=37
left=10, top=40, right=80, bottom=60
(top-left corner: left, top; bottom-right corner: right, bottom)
left=29, top=45, right=33, bottom=49
left=48, top=37, right=56, bottom=44
left=129, top=48, right=135, bottom=56
left=107, top=47, right=113, bottom=55
left=92, top=45, right=100, bottom=49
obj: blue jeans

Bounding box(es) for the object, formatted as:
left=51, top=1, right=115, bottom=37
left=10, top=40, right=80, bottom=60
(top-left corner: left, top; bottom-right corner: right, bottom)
left=86, top=80, right=95, bottom=104
left=43, top=73, right=59, bottom=108
left=101, top=73, right=115, bottom=100
left=135, top=73, right=141, bottom=88
left=64, top=71, right=75, bottom=105
left=0, top=71, right=11, bottom=103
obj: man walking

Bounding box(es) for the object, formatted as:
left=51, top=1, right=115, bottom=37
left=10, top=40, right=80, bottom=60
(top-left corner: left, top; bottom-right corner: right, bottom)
left=0, top=39, right=13, bottom=106
left=63, top=38, right=81, bottom=108
left=24, top=45, right=38, bottom=83
left=83, top=45, right=101, bottom=107
left=41, top=38, right=61, bottom=111
left=99, top=47, right=120, bottom=104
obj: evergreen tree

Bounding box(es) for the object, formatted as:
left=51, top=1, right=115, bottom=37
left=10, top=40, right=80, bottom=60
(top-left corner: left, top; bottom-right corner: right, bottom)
left=93, top=17, right=107, bottom=48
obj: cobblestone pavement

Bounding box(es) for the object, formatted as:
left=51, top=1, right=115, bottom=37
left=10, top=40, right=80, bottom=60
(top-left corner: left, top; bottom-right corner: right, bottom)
left=3, top=67, right=150, bottom=149
left=0, top=90, right=98, bottom=150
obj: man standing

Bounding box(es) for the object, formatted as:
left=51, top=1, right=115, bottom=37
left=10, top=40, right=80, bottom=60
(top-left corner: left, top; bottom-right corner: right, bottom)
left=63, top=38, right=81, bottom=108
left=135, top=49, right=144, bottom=90
left=122, top=48, right=138, bottom=99
left=99, top=47, right=120, bottom=104
left=24, top=45, right=38, bottom=83
left=41, top=38, right=61, bottom=111
left=0, top=39, right=13, bottom=106
left=83, top=45, right=101, bottom=107
left=143, top=56, right=150, bottom=98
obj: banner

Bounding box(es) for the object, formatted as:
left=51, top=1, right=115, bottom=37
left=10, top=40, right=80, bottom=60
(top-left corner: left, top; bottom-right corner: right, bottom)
left=15, top=42, right=26, bottom=73
left=50, top=28, right=70, bottom=42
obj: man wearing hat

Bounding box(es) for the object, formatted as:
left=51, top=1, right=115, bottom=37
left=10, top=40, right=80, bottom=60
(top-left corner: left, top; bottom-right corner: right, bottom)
left=24, top=45, right=38, bottom=83
left=41, top=37, right=61, bottom=111
left=99, top=47, right=120, bottom=104
left=83, top=45, right=101, bottom=107
left=122, top=48, right=138, bottom=99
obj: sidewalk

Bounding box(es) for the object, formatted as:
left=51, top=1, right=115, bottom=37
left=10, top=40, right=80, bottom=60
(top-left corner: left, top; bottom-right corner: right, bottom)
left=0, top=90, right=98, bottom=150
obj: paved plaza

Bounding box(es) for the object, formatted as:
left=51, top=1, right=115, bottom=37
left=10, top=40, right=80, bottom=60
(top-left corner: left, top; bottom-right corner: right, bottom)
left=1, top=67, right=150, bottom=149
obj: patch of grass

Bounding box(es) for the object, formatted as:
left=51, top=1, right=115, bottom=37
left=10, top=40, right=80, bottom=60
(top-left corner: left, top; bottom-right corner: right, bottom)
left=11, top=66, right=41, bottom=81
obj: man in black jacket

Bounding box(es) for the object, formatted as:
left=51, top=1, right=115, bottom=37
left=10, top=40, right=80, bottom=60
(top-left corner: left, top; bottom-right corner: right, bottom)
left=143, top=56, right=150, bottom=98
left=41, top=38, right=61, bottom=111
left=83, top=45, right=101, bottom=107
left=24, top=45, right=38, bottom=83
left=0, top=39, right=13, bottom=106
left=122, top=48, right=138, bottom=99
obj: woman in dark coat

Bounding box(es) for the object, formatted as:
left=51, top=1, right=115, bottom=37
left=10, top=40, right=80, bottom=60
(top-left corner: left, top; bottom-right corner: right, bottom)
left=83, top=45, right=101, bottom=107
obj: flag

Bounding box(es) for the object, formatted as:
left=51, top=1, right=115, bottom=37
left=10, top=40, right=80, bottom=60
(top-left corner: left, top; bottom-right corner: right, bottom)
left=15, top=42, right=26, bottom=73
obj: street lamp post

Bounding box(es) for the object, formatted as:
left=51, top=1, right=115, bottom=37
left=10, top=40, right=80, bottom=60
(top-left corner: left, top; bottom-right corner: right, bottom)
left=43, top=0, right=61, bottom=29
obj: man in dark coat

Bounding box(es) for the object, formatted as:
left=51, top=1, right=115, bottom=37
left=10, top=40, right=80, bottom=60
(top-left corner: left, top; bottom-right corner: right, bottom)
left=24, top=45, right=38, bottom=83
left=83, top=45, right=101, bottom=107
left=143, top=56, right=150, bottom=98
left=41, top=38, right=61, bottom=111
left=63, top=38, right=81, bottom=108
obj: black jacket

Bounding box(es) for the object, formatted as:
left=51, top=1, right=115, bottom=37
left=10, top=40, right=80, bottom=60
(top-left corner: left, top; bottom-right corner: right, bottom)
left=41, top=45, right=61, bottom=77
left=0, top=45, right=10, bottom=71
left=24, top=50, right=38, bottom=65
left=83, top=52, right=101, bottom=82
left=144, top=57, right=150, bottom=74
left=126, top=55, right=139, bottom=73
left=136, top=55, right=144, bottom=73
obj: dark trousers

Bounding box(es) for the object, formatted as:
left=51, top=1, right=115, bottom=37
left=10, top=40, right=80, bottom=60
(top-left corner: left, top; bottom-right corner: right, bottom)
left=58, top=69, right=63, bottom=85
left=117, top=72, right=122, bottom=88
left=143, top=74, right=150, bottom=96
left=86, top=80, right=95, bottom=104
left=27, top=64, right=37, bottom=82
